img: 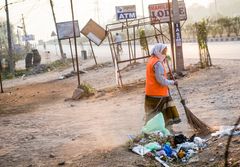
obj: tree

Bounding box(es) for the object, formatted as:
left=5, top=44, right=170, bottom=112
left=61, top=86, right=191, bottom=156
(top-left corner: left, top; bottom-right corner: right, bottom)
left=195, top=19, right=212, bottom=68
left=216, top=18, right=225, bottom=37
left=221, top=17, right=233, bottom=37
left=0, top=21, right=20, bottom=73
left=232, top=16, right=240, bottom=37
left=208, top=19, right=218, bottom=38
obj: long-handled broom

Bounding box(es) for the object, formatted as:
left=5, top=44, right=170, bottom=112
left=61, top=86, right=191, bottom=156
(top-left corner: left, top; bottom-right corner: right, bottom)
left=166, top=60, right=212, bottom=135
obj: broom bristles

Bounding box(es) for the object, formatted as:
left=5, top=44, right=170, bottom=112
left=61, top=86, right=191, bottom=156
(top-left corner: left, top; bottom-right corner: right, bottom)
left=184, top=105, right=212, bottom=135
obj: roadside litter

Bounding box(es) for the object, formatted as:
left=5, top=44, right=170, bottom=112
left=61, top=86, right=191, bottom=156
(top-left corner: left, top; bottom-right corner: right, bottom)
left=211, top=125, right=240, bottom=138
left=128, top=132, right=206, bottom=166
left=128, top=122, right=240, bottom=166
left=128, top=113, right=208, bottom=166
left=58, top=70, right=87, bottom=80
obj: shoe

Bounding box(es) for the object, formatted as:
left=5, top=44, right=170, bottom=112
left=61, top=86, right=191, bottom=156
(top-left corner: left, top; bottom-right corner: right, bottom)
left=173, top=118, right=181, bottom=124
left=166, top=119, right=174, bottom=126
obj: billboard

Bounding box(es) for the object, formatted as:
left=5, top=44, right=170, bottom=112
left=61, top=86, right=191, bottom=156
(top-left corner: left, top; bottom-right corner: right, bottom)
left=148, top=1, right=187, bottom=24
left=22, top=34, right=35, bottom=41
left=81, top=19, right=107, bottom=46
left=56, top=20, right=80, bottom=40
left=115, top=5, right=136, bottom=20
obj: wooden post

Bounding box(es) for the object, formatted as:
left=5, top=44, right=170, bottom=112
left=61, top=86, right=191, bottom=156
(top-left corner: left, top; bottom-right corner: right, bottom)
left=70, top=0, right=81, bottom=88
left=68, top=38, right=76, bottom=71
left=110, top=31, right=123, bottom=87
left=89, top=39, right=98, bottom=65
left=0, top=75, right=3, bottom=93
left=107, top=32, right=115, bottom=64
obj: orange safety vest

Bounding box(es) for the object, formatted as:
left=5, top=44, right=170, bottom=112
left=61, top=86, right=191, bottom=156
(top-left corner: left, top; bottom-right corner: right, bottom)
left=145, top=56, right=169, bottom=96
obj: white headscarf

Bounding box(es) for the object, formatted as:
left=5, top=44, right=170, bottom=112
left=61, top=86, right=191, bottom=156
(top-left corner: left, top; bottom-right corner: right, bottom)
left=150, top=43, right=167, bottom=62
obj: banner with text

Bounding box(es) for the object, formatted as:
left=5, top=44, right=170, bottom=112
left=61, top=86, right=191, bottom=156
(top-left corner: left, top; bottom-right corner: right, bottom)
left=56, top=20, right=80, bottom=40
left=148, top=1, right=187, bottom=24
left=22, top=34, right=35, bottom=41
left=115, top=5, right=136, bottom=20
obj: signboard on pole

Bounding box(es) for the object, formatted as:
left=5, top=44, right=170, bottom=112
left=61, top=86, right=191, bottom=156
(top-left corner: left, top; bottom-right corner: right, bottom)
left=172, top=0, right=184, bottom=72
left=81, top=19, right=107, bottom=46
left=22, top=34, right=35, bottom=41
left=56, top=20, right=80, bottom=40
left=115, top=5, right=136, bottom=20
left=174, top=23, right=182, bottom=47
left=148, top=1, right=187, bottom=24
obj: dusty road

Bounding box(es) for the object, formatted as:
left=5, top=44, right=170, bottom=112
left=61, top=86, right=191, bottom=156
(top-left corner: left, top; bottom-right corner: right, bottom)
left=0, top=58, right=239, bottom=166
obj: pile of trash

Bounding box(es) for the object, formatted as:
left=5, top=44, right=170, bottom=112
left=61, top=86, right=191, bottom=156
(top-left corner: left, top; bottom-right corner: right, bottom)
left=128, top=113, right=240, bottom=166
left=127, top=113, right=207, bottom=166
left=128, top=132, right=206, bottom=166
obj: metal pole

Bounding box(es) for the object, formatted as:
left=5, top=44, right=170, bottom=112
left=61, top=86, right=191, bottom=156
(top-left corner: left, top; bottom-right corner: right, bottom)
left=126, top=19, right=132, bottom=64
left=5, top=0, right=14, bottom=75
left=22, top=14, right=29, bottom=51
left=133, top=26, right=136, bottom=63
left=110, top=31, right=123, bottom=86
left=107, top=32, right=115, bottom=64
left=70, top=0, right=81, bottom=88
left=153, top=25, right=159, bottom=43
left=68, top=38, right=75, bottom=71
left=159, top=23, right=165, bottom=43
left=49, top=0, right=65, bottom=60
left=110, top=31, right=118, bottom=64
left=167, top=0, right=176, bottom=72
left=89, top=39, right=98, bottom=65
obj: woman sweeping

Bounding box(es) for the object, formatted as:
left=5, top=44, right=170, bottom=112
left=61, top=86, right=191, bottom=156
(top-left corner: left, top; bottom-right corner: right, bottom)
left=145, top=43, right=181, bottom=132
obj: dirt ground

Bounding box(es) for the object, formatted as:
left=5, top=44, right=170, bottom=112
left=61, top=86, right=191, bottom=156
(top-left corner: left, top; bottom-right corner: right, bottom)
left=0, top=58, right=239, bottom=167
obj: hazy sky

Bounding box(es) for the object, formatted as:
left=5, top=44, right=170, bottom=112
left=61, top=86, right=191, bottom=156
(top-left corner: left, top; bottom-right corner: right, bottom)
left=0, top=0, right=213, bottom=41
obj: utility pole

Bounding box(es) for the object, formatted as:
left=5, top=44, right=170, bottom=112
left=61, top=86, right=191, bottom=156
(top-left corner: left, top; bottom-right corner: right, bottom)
left=95, top=0, right=100, bottom=24
left=172, top=0, right=184, bottom=72
left=21, top=14, right=29, bottom=50
left=70, top=0, right=81, bottom=88
left=5, top=0, right=14, bottom=75
left=22, top=14, right=27, bottom=37
left=49, top=0, right=66, bottom=60
left=215, top=0, right=218, bottom=16
left=141, top=0, right=145, bottom=18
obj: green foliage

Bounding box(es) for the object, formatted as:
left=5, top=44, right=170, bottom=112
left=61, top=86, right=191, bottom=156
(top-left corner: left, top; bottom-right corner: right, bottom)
left=232, top=16, right=240, bottom=36
left=195, top=20, right=208, bottom=50
left=195, top=19, right=212, bottom=68
left=48, top=59, right=72, bottom=69
left=183, top=16, right=240, bottom=38
left=0, top=21, right=25, bottom=74
left=139, top=29, right=148, bottom=50
left=79, top=82, right=95, bottom=96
